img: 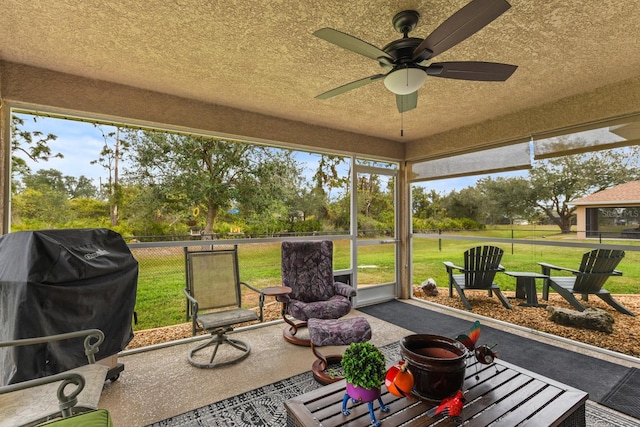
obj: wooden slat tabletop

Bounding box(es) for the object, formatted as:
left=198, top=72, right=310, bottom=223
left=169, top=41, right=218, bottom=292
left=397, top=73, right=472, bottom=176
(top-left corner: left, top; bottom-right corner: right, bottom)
left=285, top=358, right=588, bottom=427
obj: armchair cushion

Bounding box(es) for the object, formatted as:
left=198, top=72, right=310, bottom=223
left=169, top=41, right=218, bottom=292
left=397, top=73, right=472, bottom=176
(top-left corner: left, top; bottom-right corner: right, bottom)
left=288, top=295, right=352, bottom=321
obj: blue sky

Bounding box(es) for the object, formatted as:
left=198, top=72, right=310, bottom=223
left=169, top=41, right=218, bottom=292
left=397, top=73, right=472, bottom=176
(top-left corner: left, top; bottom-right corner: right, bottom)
left=15, top=113, right=515, bottom=194
left=16, top=114, right=111, bottom=184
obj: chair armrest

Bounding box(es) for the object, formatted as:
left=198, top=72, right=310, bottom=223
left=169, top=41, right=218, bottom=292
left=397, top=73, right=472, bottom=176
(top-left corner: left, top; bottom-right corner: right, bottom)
left=334, top=282, right=357, bottom=298
left=538, top=262, right=579, bottom=275
left=0, top=364, right=109, bottom=424
left=275, top=294, right=291, bottom=304
left=0, top=331, right=109, bottom=424
left=0, top=371, right=86, bottom=418
left=0, top=329, right=104, bottom=365
left=241, top=281, right=264, bottom=322
left=183, top=288, right=200, bottom=316
left=443, top=261, right=464, bottom=273
left=241, top=280, right=261, bottom=294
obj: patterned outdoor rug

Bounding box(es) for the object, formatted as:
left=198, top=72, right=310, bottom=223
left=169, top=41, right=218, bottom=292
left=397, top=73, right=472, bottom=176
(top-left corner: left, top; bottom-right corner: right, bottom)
left=149, top=342, right=640, bottom=427
left=601, top=368, right=640, bottom=419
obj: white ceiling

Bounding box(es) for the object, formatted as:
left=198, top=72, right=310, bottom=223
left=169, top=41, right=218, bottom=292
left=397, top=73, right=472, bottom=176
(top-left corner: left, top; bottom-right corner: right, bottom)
left=1, top=0, right=640, bottom=142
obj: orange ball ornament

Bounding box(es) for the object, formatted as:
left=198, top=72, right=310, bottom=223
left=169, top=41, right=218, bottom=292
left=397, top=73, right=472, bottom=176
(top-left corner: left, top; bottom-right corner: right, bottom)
left=385, top=360, right=414, bottom=398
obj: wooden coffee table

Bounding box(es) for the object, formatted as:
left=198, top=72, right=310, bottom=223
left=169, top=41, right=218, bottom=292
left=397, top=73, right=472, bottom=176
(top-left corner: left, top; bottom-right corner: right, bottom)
left=285, top=358, right=587, bottom=426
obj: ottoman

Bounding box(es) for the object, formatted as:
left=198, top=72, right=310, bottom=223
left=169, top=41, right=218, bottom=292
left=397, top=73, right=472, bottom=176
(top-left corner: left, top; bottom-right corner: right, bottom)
left=308, top=317, right=372, bottom=384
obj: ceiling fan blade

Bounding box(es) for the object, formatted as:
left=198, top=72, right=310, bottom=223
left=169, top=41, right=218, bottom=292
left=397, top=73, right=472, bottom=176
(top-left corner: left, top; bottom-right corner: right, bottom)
left=396, top=91, right=418, bottom=113
left=427, top=61, right=517, bottom=81
left=413, top=0, right=511, bottom=60
left=316, top=74, right=386, bottom=99
left=314, top=28, right=395, bottom=62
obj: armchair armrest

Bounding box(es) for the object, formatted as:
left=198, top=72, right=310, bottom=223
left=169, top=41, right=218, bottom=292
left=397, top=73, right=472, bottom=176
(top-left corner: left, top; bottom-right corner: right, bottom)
left=276, top=294, right=291, bottom=304
left=334, top=281, right=357, bottom=298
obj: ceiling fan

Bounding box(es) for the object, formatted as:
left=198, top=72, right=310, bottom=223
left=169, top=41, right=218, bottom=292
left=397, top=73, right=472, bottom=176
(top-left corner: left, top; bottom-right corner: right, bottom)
left=313, top=0, right=517, bottom=113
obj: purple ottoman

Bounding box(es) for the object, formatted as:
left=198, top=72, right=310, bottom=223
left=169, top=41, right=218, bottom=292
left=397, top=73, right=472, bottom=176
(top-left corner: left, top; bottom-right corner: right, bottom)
left=308, top=317, right=372, bottom=384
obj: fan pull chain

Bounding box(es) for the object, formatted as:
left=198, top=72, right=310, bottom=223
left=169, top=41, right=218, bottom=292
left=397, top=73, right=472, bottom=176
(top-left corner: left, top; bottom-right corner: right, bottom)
left=401, top=112, right=404, bottom=137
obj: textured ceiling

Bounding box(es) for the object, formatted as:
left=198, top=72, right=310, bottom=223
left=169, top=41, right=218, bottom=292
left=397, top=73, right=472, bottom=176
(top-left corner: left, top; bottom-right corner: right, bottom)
left=1, top=0, right=640, bottom=142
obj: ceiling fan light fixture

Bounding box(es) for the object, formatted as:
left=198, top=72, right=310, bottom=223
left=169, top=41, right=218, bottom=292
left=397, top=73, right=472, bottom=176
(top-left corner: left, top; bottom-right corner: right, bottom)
left=383, top=66, right=427, bottom=95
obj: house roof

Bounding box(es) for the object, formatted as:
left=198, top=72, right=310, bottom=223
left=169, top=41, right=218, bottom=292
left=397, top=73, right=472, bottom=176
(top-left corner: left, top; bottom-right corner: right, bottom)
left=571, top=181, right=640, bottom=206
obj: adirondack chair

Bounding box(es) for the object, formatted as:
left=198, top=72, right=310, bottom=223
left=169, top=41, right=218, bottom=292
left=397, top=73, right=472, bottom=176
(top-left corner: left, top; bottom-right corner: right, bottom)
left=539, top=249, right=634, bottom=316
left=443, top=245, right=512, bottom=310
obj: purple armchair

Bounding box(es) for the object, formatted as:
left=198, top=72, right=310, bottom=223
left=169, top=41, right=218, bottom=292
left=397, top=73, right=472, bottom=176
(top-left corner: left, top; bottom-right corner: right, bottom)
left=278, top=240, right=356, bottom=345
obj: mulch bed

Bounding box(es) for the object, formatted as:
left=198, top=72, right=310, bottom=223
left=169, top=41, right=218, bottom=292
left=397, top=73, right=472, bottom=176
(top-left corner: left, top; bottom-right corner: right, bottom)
left=126, top=290, right=640, bottom=358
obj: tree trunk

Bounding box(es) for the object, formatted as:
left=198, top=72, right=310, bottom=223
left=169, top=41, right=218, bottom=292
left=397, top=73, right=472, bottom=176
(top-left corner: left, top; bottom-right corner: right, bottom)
left=204, top=204, right=217, bottom=235
left=110, top=128, right=120, bottom=227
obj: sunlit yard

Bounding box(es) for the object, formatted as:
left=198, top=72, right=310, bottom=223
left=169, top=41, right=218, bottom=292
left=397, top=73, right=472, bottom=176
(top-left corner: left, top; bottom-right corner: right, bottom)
left=131, top=229, right=640, bottom=331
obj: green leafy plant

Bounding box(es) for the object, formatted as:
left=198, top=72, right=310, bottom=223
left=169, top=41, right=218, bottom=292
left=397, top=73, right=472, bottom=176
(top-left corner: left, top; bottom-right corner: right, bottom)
left=341, top=342, right=386, bottom=390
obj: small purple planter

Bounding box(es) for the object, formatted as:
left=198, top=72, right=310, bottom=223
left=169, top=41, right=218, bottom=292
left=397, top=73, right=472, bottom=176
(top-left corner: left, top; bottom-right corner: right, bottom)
left=342, top=383, right=389, bottom=427
left=345, top=382, right=381, bottom=402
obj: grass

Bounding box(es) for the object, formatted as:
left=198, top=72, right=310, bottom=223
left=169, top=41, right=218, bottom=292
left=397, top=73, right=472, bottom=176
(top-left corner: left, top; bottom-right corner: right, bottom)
left=130, top=229, right=640, bottom=331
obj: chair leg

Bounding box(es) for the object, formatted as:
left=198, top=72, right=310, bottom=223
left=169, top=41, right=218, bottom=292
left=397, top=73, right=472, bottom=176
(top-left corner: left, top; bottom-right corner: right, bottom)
left=597, top=294, right=635, bottom=316
left=493, top=289, right=512, bottom=310
left=310, top=342, right=343, bottom=385
left=282, top=315, right=311, bottom=346
left=187, top=333, right=252, bottom=368
left=452, top=283, right=473, bottom=310
left=549, top=283, right=586, bottom=312
left=542, top=280, right=550, bottom=301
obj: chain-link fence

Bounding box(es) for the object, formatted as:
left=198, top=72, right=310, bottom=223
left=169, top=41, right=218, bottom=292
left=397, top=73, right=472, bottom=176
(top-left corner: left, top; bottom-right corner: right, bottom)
left=129, top=241, right=285, bottom=331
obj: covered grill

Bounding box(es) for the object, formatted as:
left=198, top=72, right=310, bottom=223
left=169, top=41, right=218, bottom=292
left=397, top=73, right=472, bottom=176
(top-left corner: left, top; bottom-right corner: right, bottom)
left=0, top=228, right=138, bottom=385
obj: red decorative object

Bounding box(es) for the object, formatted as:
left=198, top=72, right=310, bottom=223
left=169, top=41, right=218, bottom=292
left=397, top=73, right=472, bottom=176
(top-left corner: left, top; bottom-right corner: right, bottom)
left=426, top=390, right=465, bottom=423
left=385, top=360, right=414, bottom=398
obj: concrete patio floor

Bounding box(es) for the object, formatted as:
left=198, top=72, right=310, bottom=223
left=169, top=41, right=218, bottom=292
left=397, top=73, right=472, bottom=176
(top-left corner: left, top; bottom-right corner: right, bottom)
left=98, top=300, right=640, bottom=426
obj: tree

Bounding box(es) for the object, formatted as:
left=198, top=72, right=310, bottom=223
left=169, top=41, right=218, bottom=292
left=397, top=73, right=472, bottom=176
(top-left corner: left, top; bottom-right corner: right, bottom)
left=443, top=187, right=485, bottom=223
left=66, top=175, right=99, bottom=199
left=412, top=186, right=445, bottom=220
left=91, top=125, right=128, bottom=226
left=12, top=169, right=69, bottom=227
left=529, top=145, right=640, bottom=233
left=312, top=155, right=349, bottom=202
left=476, top=176, right=537, bottom=224
left=10, top=114, right=61, bottom=178
left=126, top=130, right=301, bottom=235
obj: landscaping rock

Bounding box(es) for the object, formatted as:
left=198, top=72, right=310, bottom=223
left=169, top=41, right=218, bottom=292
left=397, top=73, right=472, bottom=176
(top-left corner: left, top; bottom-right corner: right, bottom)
left=546, top=306, right=615, bottom=333
left=421, top=278, right=439, bottom=297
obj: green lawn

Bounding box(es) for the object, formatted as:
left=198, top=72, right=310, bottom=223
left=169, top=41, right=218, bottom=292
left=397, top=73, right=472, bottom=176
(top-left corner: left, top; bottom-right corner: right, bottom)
left=131, top=230, right=640, bottom=331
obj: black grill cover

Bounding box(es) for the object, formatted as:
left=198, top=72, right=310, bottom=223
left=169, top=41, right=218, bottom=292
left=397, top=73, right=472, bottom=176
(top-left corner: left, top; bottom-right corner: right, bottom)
left=0, top=228, right=138, bottom=385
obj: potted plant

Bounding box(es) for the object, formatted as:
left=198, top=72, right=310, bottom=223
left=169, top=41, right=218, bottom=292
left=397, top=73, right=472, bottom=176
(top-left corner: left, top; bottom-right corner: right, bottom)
left=341, top=342, right=389, bottom=426
left=341, top=342, right=386, bottom=400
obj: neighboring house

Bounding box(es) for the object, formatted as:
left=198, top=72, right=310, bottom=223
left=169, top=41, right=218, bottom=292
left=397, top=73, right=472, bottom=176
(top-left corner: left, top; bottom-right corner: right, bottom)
left=571, top=181, right=640, bottom=239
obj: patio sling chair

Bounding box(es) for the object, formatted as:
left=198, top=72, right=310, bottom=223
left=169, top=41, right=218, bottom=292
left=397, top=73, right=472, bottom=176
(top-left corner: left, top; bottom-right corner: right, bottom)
left=0, top=329, right=112, bottom=426
left=183, top=246, right=263, bottom=368
left=539, top=249, right=634, bottom=316
left=278, top=240, right=356, bottom=346
left=443, top=245, right=512, bottom=310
